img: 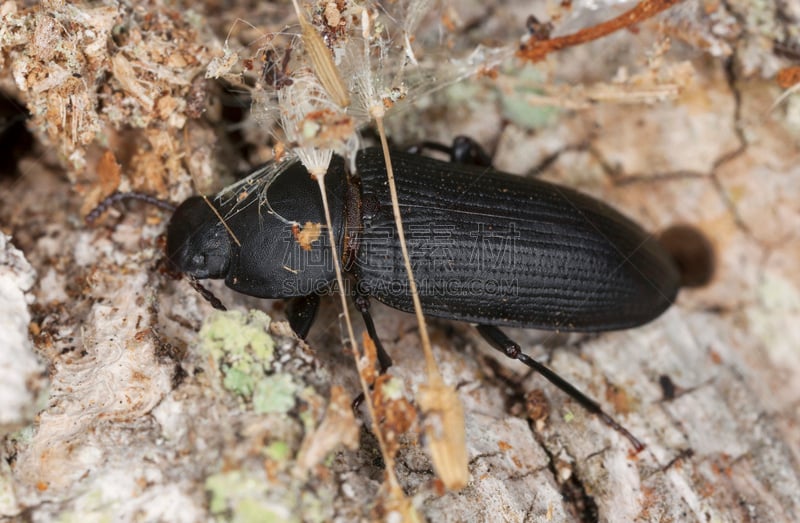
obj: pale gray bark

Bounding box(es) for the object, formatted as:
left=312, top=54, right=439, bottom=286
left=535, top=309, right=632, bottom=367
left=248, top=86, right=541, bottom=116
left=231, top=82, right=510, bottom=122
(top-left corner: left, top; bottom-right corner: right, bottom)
left=1, top=0, right=799, bottom=521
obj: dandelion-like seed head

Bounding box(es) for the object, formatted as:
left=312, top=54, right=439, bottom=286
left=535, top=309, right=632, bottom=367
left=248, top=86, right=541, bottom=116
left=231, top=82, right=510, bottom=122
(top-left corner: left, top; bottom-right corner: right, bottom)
left=278, top=68, right=354, bottom=176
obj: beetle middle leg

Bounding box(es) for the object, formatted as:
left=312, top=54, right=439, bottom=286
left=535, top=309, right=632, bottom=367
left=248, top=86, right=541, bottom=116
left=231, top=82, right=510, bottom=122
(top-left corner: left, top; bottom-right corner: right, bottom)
left=354, top=294, right=393, bottom=374
left=476, top=324, right=645, bottom=452
left=350, top=294, right=395, bottom=411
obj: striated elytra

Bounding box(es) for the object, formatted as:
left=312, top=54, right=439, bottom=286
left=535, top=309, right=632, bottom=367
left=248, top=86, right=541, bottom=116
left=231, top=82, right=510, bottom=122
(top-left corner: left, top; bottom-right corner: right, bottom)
left=168, top=147, right=679, bottom=331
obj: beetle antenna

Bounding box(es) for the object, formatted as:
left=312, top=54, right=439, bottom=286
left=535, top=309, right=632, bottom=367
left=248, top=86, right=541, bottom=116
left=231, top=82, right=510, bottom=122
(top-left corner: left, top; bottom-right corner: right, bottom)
left=201, top=195, right=242, bottom=247
left=85, top=191, right=176, bottom=225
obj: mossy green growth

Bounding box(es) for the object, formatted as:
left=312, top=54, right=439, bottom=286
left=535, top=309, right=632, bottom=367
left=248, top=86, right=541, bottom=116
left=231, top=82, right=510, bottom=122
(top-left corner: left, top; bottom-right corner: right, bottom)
left=205, top=469, right=333, bottom=523
left=264, top=440, right=291, bottom=461
left=200, top=310, right=275, bottom=398
left=206, top=470, right=293, bottom=523
left=253, top=374, right=297, bottom=414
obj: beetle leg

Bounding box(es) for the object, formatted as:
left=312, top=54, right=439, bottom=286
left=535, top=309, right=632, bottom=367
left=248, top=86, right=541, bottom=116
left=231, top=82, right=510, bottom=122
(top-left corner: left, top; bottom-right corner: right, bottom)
left=475, top=324, right=645, bottom=452
left=405, top=140, right=452, bottom=158
left=450, top=135, right=493, bottom=167
left=405, top=136, right=493, bottom=167
left=286, top=293, right=321, bottom=340
left=187, top=276, right=227, bottom=311
left=350, top=296, right=395, bottom=412
left=354, top=295, right=393, bottom=374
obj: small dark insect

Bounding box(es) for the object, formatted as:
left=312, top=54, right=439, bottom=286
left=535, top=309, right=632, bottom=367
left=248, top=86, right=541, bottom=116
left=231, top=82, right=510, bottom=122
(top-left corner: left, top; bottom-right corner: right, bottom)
left=262, top=47, right=294, bottom=90
left=90, top=137, right=692, bottom=451
left=525, top=15, right=553, bottom=41
left=659, top=374, right=677, bottom=400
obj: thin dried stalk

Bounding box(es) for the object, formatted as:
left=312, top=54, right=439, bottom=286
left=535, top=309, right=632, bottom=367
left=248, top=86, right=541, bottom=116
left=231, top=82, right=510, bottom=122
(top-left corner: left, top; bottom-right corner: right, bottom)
left=374, top=116, right=469, bottom=489
left=313, top=171, right=410, bottom=502
left=291, top=0, right=350, bottom=108
left=355, top=4, right=469, bottom=490
left=277, top=49, right=411, bottom=507
left=201, top=195, right=241, bottom=247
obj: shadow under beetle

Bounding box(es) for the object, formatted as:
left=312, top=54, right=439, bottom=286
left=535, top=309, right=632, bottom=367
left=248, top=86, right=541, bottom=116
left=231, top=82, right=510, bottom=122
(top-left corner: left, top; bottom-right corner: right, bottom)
left=96, top=137, right=682, bottom=451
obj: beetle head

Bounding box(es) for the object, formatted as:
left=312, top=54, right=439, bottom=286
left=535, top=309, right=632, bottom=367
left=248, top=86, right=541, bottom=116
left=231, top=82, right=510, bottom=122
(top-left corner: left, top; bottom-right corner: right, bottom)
left=166, top=196, right=232, bottom=279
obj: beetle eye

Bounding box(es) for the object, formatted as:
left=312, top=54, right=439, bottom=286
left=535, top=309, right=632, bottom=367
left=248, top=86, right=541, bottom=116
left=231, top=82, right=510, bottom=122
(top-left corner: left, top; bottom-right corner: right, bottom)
left=192, top=253, right=206, bottom=267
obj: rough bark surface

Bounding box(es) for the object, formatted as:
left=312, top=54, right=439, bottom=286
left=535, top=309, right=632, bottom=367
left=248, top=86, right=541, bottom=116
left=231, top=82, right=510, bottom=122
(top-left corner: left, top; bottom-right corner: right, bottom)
left=1, top=0, right=799, bottom=521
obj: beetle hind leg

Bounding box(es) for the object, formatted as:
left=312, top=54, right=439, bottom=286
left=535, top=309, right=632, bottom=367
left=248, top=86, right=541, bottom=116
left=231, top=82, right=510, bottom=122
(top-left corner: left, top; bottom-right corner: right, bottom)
left=475, top=324, right=645, bottom=452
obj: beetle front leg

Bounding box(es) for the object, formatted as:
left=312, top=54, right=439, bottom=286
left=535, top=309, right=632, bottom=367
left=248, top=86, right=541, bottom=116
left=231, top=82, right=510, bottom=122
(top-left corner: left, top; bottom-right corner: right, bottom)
left=475, top=324, right=645, bottom=452
left=187, top=277, right=227, bottom=311
left=285, top=293, right=321, bottom=340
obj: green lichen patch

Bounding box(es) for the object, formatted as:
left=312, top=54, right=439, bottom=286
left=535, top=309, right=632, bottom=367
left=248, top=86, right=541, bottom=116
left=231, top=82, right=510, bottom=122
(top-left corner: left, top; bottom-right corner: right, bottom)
left=206, top=470, right=292, bottom=523
left=200, top=310, right=276, bottom=399
left=204, top=468, right=334, bottom=523
left=264, top=440, right=291, bottom=461
left=253, top=374, right=298, bottom=415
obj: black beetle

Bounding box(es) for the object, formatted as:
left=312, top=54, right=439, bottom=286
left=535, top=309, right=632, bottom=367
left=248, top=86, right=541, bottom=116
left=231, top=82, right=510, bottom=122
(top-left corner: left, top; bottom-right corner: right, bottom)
left=157, top=137, right=681, bottom=450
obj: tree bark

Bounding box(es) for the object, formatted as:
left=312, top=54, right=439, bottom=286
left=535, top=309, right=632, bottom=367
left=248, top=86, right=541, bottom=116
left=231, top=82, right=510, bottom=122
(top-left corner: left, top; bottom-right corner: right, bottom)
left=1, top=0, right=799, bottom=521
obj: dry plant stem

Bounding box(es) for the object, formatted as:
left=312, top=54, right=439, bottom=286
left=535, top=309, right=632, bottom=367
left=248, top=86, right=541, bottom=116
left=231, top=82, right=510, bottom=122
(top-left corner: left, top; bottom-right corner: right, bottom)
left=291, top=0, right=351, bottom=108
left=313, top=173, right=404, bottom=497
left=374, top=117, right=437, bottom=380
left=374, top=117, right=469, bottom=489
left=201, top=195, right=241, bottom=247
left=518, top=0, right=683, bottom=62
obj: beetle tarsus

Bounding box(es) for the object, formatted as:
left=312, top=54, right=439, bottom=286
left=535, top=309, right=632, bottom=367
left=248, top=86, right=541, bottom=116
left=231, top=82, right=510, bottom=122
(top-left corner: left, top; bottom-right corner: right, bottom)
left=476, top=324, right=645, bottom=452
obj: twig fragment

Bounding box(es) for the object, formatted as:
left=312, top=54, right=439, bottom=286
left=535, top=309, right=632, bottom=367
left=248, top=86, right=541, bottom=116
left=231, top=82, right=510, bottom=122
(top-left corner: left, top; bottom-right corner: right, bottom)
left=518, top=0, right=684, bottom=62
